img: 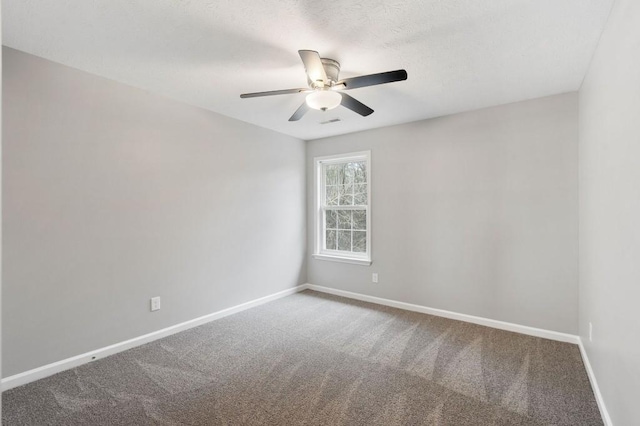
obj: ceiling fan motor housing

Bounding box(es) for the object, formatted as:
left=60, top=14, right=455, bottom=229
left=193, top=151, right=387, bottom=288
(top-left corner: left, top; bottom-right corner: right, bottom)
left=309, top=58, right=340, bottom=87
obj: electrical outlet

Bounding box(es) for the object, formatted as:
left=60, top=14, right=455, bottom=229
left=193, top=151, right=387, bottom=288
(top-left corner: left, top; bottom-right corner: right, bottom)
left=151, top=296, right=161, bottom=312
left=589, top=322, right=593, bottom=342
left=372, top=273, right=379, bottom=283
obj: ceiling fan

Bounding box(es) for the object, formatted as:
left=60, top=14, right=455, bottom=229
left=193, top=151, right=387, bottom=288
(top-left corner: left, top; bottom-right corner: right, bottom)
left=240, top=50, right=408, bottom=122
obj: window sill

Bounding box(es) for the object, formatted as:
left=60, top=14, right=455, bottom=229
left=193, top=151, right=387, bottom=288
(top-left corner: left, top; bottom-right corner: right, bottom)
left=312, top=254, right=371, bottom=266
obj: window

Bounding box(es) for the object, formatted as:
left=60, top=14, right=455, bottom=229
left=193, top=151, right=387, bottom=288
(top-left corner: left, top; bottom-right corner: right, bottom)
left=314, top=151, right=371, bottom=265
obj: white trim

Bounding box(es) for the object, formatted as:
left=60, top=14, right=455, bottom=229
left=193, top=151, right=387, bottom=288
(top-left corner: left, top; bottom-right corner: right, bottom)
left=313, top=151, right=371, bottom=164
left=312, top=254, right=372, bottom=266
left=3, top=282, right=610, bottom=426
left=313, top=151, right=372, bottom=264
left=578, top=338, right=613, bottom=426
left=1, top=285, right=307, bottom=391
left=305, top=284, right=579, bottom=344
left=305, top=284, right=611, bottom=422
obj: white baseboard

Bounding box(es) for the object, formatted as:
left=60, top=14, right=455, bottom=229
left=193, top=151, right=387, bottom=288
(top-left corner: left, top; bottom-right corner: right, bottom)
left=1, top=285, right=307, bottom=391
left=306, top=284, right=612, bottom=423
left=4, top=282, right=609, bottom=425
left=578, top=338, right=613, bottom=426
left=304, top=284, right=580, bottom=344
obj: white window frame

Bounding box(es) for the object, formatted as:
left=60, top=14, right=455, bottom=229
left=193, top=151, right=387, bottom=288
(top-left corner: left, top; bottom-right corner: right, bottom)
left=313, top=151, right=371, bottom=266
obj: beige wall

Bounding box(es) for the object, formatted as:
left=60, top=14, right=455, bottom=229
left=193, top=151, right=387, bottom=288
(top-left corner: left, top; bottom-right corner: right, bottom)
left=2, top=47, right=306, bottom=377
left=579, top=0, right=640, bottom=423
left=307, top=93, right=579, bottom=334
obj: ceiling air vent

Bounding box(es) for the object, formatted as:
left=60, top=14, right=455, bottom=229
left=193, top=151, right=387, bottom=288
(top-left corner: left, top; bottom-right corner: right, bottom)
left=320, top=118, right=341, bottom=125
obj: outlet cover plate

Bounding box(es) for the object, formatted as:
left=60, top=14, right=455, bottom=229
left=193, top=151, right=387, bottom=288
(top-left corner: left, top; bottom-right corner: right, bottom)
left=151, top=297, right=161, bottom=312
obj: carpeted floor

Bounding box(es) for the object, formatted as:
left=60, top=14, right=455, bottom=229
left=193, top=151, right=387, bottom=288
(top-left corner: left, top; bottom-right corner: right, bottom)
left=3, top=290, right=602, bottom=425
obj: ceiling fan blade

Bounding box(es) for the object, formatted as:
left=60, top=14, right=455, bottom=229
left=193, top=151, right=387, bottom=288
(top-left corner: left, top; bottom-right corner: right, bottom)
left=299, top=50, right=328, bottom=86
left=289, top=102, right=310, bottom=121
left=240, top=88, right=310, bottom=98
left=338, top=69, right=407, bottom=90
left=340, top=93, right=374, bottom=116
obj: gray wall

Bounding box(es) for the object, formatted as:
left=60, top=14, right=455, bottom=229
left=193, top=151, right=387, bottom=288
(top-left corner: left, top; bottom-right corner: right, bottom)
left=2, top=47, right=306, bottom=377
left=1, top=9, right=4, bottom=417
left=579, top=0, right=640, bottom=423
left=307, top=93, right=579, bottom=334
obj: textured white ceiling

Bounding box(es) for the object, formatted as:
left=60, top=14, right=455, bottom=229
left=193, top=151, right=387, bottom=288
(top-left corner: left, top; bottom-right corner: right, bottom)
left=3, top=0, right=612, bottom=140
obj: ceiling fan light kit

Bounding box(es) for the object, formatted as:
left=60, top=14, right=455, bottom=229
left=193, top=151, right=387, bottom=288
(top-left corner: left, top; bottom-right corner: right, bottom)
left=306, top=90, right=342, bottom=111
left=240, top=50, right=407, bottom=121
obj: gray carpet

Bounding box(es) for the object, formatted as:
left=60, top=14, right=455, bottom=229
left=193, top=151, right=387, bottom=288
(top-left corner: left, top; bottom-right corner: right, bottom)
left=2, top=290, right=602, bottom=425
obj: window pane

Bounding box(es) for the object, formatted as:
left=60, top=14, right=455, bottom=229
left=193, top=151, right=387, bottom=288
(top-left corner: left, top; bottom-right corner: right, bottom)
left=337, top=210, right=352, bottom=230
left=325, top=164, right=341, bottom=185
left=338, top=163, right=348, bottom=184
left=337, top=230, right=352, bottom=251
left=325, top=230, right=337, bottom=250
left=339, top=193, right=354, bottom=206
left=326, top=209, right=337, bottom=229
left=326, top=185, right=339, bottom=206
left=354, top=161, right=367, bottom=183
left=338, top=184, right=353, bottom=206
left=353, top=210, right=366, bottom=230
left=353, top=231, right=366, bottom=252
left=341, top=163, right=354, bottom=185
left=354, top=184, right=367, bottom=205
